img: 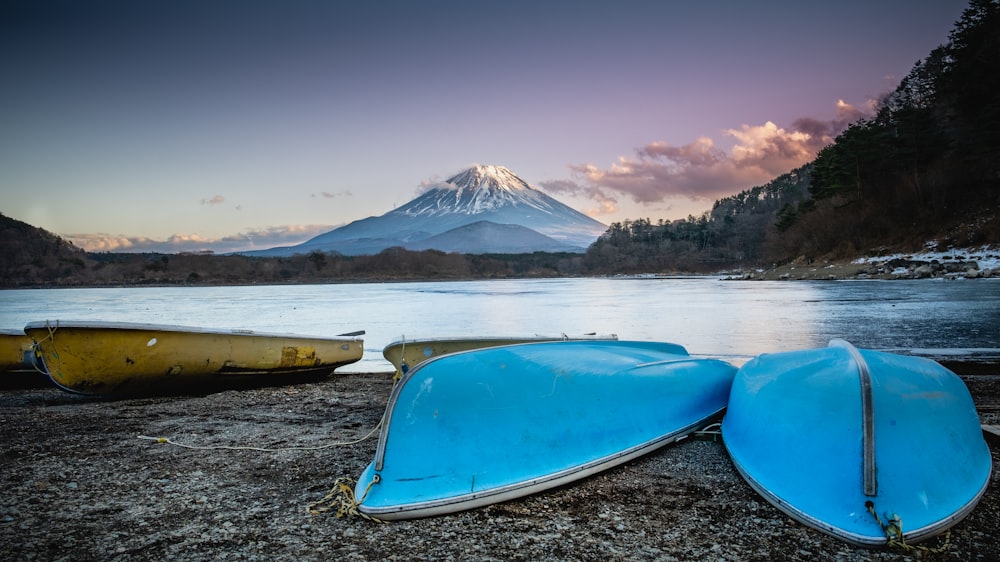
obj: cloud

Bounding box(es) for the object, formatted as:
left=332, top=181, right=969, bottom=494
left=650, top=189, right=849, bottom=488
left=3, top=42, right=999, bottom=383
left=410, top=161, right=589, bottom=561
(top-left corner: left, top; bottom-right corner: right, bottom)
left=201, top=195, right=225, bottom=205
left=538, top=179, right=620, bottom=217
left=67, top=224, right=336, bottom=254
left=415, top=163, right=490, bottom=194
left=787, top=99, right=868, bottom=150
left=726, top=122, right=816, bottom=176
left=566, top=137, right=752, bottom=205
left=67, top=233, right=150, bottom=252
left=562, top=100, right=870, bottom=216
left=313, top=190, right=353, bottom=199
left=417, top=175, right=455, bottom=194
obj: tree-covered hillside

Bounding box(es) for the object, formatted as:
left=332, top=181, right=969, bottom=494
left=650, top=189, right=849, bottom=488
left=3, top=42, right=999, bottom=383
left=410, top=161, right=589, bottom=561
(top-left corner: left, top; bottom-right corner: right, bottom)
left=584, top=167, right=812, bottom=273
left=0, top=213, right=89, bottom=286
left=586, top=0, right=1000, bottom=273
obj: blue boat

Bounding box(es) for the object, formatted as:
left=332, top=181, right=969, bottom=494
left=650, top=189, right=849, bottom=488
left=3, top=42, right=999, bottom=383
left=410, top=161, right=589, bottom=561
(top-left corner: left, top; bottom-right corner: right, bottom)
left=354, top=340, right=737, bottom=520
left=722, top=339, right=992, bottom=547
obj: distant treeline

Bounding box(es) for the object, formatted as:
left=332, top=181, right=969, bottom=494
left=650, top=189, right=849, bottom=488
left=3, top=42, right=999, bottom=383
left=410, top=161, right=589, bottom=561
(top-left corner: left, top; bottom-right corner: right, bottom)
left=0, top=226, right=590, bottom=287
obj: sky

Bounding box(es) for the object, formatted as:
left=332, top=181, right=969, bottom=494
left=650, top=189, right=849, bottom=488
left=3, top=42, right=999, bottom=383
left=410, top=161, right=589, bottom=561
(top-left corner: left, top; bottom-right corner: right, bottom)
left=0, top=0, right=970, bottom=254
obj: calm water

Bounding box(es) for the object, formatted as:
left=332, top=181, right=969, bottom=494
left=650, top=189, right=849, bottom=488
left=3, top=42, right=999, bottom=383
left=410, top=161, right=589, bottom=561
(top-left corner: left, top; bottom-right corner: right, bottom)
left=2, top=278, right=998, bottom=372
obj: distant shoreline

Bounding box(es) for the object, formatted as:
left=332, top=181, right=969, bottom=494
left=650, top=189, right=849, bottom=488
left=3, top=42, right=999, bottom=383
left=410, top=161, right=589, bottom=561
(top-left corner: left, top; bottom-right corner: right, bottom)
left=5, top=269, right=1000, bottom=290
left=5, top=244, right=999, bottom=289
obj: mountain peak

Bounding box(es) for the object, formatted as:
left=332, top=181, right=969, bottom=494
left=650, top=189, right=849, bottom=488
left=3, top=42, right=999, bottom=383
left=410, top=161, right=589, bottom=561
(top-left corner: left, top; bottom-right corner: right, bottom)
left=444, top=164, right=531, bottom=194
left=403, top=164, right=551, bottom=216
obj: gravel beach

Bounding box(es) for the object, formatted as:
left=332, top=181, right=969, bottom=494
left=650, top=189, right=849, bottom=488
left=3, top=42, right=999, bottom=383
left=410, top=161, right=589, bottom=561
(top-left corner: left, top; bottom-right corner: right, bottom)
left=2, top=371, right=998, bottom=561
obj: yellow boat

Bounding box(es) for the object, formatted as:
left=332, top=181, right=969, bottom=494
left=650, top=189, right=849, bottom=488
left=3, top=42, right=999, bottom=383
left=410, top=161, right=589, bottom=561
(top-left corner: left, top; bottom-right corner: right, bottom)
left=24, top=320, right=364, bottom=395
left=1, top=329, right=34, bottom=374
left=383, top=333, right=618, bottom=379
left=0, top=329, right=52, bottom=389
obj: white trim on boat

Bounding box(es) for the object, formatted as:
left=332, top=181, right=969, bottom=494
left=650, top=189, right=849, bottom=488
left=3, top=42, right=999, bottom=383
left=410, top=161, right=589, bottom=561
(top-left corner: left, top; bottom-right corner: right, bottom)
left=361, top=410, right=722, bottom=520
left=23, top=320, right=363, bottom=341
left=727, top=449, right=991, bottom=546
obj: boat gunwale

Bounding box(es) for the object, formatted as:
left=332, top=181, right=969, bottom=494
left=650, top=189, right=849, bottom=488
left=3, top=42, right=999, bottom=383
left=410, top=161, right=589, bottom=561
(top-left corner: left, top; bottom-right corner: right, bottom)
left=382, top=333, right=618, bottom=350
left=381, top=334, right=623, bottom=378
left=23, top=320, right=364, bottom=342
left=359, top=407, right=724, bottom=520
left=37, top=361, right=357, bottom=396
left=725, top=445, right=992, bottom=546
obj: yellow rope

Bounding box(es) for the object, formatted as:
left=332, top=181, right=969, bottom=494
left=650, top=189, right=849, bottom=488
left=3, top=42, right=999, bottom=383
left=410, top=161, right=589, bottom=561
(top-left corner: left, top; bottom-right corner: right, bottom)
left=142, top=422, right=389, bottom=522
left=134, top=346, right=395, bottom=523
left=307, top=476, right=385, bottom=522
left=44, top=320, right=58, bottom=343
left=27, top=320, right=59, bottom=375
left=865, top=500, right=951, bottom=553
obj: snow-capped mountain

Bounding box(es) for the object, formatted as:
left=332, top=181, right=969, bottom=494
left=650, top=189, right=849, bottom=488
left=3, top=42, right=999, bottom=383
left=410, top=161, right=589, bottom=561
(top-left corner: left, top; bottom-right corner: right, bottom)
left=250, top=165, right=607, bottom=256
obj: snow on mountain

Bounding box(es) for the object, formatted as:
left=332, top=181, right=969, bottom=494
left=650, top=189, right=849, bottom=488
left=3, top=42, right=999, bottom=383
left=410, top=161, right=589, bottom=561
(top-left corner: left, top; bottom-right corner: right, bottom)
left=250, top=165, right=607, bottom=256
left=397, top=164, right=559, bottom=217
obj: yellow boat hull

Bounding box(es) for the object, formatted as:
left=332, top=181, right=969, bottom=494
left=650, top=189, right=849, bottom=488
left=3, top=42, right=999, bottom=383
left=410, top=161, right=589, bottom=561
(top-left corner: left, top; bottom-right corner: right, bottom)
left=383, top=334, right=617, bottom=379
left=24, top=321, right=364, bottom=395
left=1, top=329, right=54, bottom=389
left=1, top=330, right=34, bottom=373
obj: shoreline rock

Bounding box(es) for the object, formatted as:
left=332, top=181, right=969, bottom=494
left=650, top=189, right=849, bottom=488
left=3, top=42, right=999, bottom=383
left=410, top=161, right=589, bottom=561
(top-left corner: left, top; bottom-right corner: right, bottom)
left=727, top=257, right=998, bottom=281
left=737, top=245, right=1000, bottom=281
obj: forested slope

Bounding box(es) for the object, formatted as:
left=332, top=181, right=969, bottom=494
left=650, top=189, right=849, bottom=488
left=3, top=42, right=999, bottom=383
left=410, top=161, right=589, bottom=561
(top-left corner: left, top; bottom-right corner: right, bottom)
left=585, top=0, right=1000, bottom=273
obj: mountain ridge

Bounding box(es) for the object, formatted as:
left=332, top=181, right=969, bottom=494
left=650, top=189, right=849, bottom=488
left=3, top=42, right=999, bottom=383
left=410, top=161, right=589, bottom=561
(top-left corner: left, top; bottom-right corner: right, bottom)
left=247, top=164, right=607, bottom=256
left=404, top=220, right=579, bottom=254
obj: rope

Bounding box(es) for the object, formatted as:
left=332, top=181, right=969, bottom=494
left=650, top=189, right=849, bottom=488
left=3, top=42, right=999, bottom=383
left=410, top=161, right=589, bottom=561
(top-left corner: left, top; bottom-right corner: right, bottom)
left=692, top=422, right=722, bottom=442
left=306, top=476, right=385, bottom=522
left=43, top=320, right=58, bottom=344
left=137, top=417, right=383, bottom=452
left=28, top=320, right=59, bottom=375
left=865, top=500, right=951, bottom=553
left=134, top=344, right=397, bottom=523
left=142, top=421, right=388, bottom=522
left=29, top=344, right=48, bottom=376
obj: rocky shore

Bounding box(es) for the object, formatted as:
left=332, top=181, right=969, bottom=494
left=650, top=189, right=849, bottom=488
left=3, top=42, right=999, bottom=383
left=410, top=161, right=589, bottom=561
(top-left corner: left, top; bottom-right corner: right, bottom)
left=728, top=248, right=1000, bottom=281
left=1, top=371, right=998, bottom=561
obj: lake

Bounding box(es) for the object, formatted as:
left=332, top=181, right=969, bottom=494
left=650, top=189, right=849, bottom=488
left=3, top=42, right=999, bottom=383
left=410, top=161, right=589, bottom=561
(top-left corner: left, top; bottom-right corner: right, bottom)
left=2, top=277, right=998, bottom=372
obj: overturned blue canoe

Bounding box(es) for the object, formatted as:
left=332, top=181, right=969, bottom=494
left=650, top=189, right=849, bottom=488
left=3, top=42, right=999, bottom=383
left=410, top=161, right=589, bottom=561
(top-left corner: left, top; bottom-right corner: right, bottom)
left=722, top=339, right=991, bottom=547
left=355, top=340, right=737, bottom=520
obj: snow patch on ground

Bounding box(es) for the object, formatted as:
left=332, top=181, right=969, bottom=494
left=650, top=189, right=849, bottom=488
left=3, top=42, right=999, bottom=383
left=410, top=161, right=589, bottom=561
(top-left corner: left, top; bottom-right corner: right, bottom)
left=851, top=242, right=1000, bottom=271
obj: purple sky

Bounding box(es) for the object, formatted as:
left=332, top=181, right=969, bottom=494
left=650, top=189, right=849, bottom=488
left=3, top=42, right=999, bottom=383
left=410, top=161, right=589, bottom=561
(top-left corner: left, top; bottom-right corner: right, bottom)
left=0, top=0, right=969, bottom=253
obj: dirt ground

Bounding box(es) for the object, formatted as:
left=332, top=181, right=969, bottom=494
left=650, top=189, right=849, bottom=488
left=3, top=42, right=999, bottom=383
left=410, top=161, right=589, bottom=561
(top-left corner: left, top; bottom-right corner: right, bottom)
left=1, top=370, right=998, bottom=561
